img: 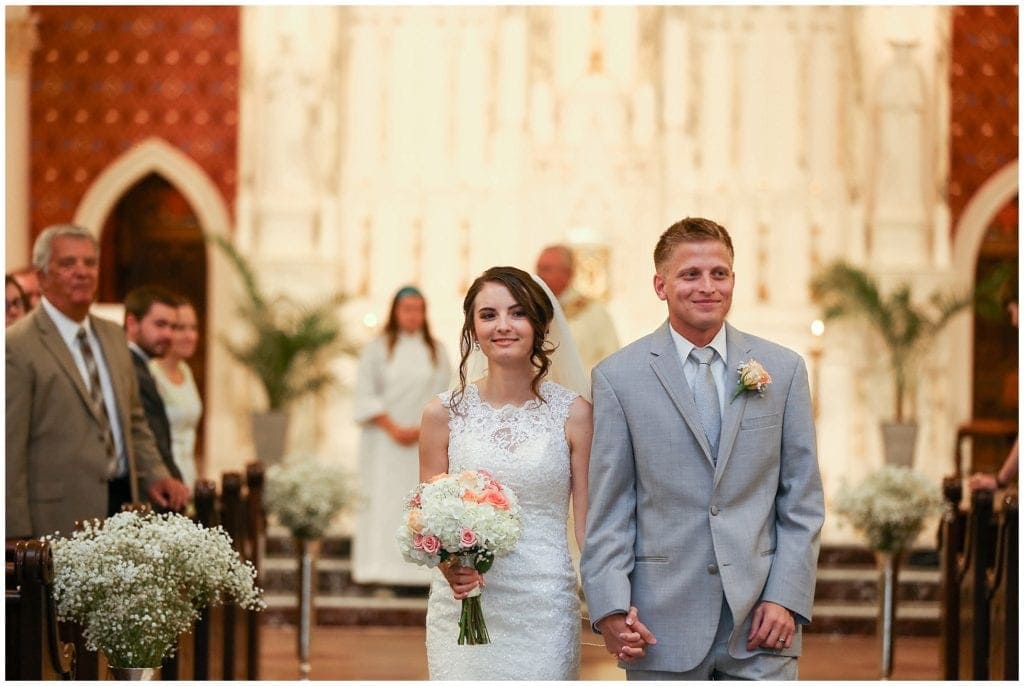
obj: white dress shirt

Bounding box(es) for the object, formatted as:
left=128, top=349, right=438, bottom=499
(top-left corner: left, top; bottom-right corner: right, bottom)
left=668, top=322, right=728, bottom=416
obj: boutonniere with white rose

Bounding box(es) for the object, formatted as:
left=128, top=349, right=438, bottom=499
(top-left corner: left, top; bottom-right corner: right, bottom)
left=732, top=359, right=772, bottom=400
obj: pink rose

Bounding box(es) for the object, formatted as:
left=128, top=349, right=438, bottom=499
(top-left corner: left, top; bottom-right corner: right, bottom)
left=409, top=493, right=422, bottom=508
left=419, top=534, right=441, bottom=555
left=459, top=528, right=477, bottom=547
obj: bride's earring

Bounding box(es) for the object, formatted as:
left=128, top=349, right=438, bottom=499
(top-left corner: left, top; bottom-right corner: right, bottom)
left=473, top=339, right=480, bottom=351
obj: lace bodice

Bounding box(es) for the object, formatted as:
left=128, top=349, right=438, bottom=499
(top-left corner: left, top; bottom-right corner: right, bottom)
left=425, top=381, right=581, bottom=680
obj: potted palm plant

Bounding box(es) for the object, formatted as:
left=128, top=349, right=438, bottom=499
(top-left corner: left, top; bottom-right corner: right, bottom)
left=211, top=234, right=352, bottom=463
left=810, top=260, right=972, bottom=465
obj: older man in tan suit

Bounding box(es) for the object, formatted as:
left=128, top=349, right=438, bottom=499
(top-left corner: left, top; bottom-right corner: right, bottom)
left=6, top=224, right=189, bottom=538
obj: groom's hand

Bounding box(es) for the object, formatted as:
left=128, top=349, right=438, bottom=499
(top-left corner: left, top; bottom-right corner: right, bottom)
left=597, top=606, right=657, bottom=663
left=746, top=601, right=795, bottom=651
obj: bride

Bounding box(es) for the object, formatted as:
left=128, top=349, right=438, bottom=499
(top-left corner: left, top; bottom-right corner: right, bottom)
left=418, top=266, right=592, bottom=680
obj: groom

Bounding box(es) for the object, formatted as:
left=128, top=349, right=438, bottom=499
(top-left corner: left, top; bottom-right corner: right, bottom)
left=581, top=217, right=825, bottom=679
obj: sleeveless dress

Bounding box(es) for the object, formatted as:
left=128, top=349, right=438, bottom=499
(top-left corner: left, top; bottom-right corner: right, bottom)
left=425, top=381, right=581, bottom=680
left=149, top=360, right=202, bottom=491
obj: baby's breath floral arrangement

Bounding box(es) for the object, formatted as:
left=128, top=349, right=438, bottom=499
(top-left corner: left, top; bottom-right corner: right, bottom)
left=48, top=510, right=265, bottom=668
left=833, top=465, right=944, bottom=553
left=265, top=456, right=351, bottom=539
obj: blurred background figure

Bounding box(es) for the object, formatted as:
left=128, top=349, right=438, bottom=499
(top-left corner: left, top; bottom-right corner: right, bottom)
left=6, top=274, right=30, bottom=327
left=352, top=286, right=451, bottom=588
left=11, top=266, right=41, bottom=309
left=124, top=286, right=184, bottom=486
left=536, top=244, right=619, bottom=370
left=969, top=291, right=1018, bottom=493
left=152, top=297, right=204, bottom=491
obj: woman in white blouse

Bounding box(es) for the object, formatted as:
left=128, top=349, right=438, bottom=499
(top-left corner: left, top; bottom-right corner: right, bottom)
left=151, top=298, right=203, bottom=491
left=352, top=286, right=451, bottom=586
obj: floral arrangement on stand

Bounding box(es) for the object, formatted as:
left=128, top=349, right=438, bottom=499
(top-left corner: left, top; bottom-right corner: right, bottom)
left=396, top=469, right=523, bottom=644
left=48, top=510, right=265, bottom=671
left=264, top=456, right=351, bottom=679
left=264, top=456, right=352, bottom=540
left=833, top=464, right=944, bottom=552
left=833, top=465, right=943, bottom=678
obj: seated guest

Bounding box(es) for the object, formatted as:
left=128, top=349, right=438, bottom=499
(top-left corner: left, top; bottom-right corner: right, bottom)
left=6, top=225, right=188, bottom=538
left=124, top=286, right=185, bottom=485
left=151, top=297, right=203, bottom=490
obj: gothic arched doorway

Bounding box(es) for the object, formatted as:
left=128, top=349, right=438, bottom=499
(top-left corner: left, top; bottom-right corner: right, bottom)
left=969, top=195, right=1018, bottom=473
left=98, top=172, right=209, bottom=464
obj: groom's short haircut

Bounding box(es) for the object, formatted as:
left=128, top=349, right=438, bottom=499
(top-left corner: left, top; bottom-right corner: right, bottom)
left=654, top=217, right=735, bottom=271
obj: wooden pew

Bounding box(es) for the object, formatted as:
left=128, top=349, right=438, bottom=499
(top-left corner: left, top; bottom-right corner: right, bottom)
left=987, top=493, right=1018, bottom=680
left=5, top=539, right=75, bottom=680
left=957, top=489, right=996, bottom=680
left=938, top=476, right=964, bottom=679
left=190, top=465, right=265, bottom=681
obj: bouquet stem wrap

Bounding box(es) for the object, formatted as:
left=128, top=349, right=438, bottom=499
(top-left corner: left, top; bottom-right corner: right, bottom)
left=456, top=553, right=489, bottom=645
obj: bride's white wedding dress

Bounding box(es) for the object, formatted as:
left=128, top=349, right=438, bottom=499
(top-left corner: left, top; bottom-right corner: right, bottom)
left=425, top=381, right=581, bottom=680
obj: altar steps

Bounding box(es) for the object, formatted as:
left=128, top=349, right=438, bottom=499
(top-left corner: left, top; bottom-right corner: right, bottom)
left=259, top=528, right=940, bottom=635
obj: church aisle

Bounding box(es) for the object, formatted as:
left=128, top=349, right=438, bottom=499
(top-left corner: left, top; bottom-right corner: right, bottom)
left=258, top=623, right=940, bottom=680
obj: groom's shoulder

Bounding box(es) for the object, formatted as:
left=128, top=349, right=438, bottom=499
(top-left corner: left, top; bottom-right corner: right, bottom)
left=733, top=326, right=805, bottom=370
left=595, top=328, right=659, bottom=374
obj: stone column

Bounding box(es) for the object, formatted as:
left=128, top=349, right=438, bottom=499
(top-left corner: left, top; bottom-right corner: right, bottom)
left=5, top=6, right=38, bottom=270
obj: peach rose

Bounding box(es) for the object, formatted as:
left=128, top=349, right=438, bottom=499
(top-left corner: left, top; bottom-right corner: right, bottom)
left=480, top=486, right=509, bottom=510
left=407, top=510, right=424, bottom=533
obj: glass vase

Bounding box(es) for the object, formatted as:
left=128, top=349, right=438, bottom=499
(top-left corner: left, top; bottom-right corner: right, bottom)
left=875, top=549, right=905, bottom=679
left=108, top=666, right=160, bottom=680
left=296, top=537, right=320, bottom=680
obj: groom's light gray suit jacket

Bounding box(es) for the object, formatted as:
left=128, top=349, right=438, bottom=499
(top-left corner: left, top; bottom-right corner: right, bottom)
left=581, top=321, right=825, bottom=673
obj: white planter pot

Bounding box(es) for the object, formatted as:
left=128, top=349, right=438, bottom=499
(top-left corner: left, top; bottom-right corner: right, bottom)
left=250, top=410, right=290, bottom=464
left=880, top=421, right=918, bottom=467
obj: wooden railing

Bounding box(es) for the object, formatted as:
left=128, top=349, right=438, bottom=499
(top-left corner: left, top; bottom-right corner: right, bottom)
left=938, top=481, right=1018, bottom=680
left=4, top=463, right=266, bottom=681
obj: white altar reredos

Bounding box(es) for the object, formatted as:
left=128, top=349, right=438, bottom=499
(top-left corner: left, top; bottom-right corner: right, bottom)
left=185, top=6, right=991, bottom=544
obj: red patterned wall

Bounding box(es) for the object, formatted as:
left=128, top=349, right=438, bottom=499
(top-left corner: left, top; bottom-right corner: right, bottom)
left=29, top=6, right=239, bottom=238
left=949, top=5, right=1019, bottom=234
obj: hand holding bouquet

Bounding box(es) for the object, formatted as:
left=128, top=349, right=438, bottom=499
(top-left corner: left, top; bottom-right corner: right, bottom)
left=396, top=469, right=523, bottom=644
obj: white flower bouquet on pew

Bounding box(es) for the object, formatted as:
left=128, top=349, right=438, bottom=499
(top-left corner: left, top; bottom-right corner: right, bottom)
left=264, top=456, right=351, bottom=539
left=47, top=510, right=265, bottom=669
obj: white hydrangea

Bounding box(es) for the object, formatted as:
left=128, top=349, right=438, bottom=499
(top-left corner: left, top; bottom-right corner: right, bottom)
left=395, top=470, right=523, bottom=569
left=47, top=511, right=265, bottom=668
left=833, top=465, right=944, bottom=552
left=264, top=456, right=351, bottom=540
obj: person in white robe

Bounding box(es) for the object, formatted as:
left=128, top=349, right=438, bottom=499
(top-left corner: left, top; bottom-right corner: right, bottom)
left=352, top=286, right=451, bottom=586
left=536, top=245, right=620, bottom=371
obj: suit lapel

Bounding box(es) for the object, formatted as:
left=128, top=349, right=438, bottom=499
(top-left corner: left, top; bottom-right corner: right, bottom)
left=714, top=323, right=753, bottom=487
left=35, top=309, right=100, bottom=422
left=648, top=322, right=716, bottom=467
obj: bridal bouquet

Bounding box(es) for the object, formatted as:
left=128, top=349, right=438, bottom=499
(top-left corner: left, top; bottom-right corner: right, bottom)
left=833, top=465, right=943, bottom=553
left=396, top=469, right=523, bottom=644
left=47, top=510, right=265, bottom=669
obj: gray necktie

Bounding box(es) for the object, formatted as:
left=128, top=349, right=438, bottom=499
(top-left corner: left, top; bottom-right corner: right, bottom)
left=78, top=328, right=118, bottom=477
left=690, top=347, right=721, bottom=462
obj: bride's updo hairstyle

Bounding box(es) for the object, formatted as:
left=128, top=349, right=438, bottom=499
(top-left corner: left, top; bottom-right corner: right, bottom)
left=451, top=266, right=556, bottom=413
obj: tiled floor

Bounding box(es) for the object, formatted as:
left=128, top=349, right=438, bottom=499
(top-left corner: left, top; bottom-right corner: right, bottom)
left=259, top=624, right=941, bottom=681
